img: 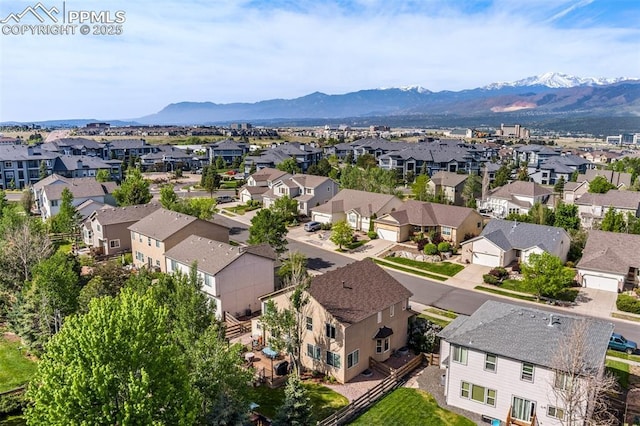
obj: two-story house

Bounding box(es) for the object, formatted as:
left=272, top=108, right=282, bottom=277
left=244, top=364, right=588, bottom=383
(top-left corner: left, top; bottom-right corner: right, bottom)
left=128, top=208, right=229, bottom=272
left=254, top=259, right=413, bottom=383
left=262, top=174, right=339, bottom=216
left=438, top=300, right=613, bottom=426
left=427, top=171, right=469, bottom=206
left=574, top=190, right=640, bottom=229
left=165, top=236, right=277, bottom=319
left=208, top=139, right=249, bottom=165
left=82, top=203, right=162, bottom=256
left=238, top=168, right=291, bottom=203
left=481, top=181, right=554, bottom=219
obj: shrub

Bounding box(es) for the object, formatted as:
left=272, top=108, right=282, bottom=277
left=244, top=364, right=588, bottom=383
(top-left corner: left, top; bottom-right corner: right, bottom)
left=483, top=274, right=500, bottom=285
left=437, top=242, right=451, bottom=253
left=320, top=222, right=333, bottom=231
left=423, top=243, right=438, bottom=256
left=416, top=238, right=430, bottom=252
left=367, top=231, right=378, bottom=240
left=429, top=231, right=444, bottom=245
left=122, top=253, right=133, bottom=265
left=616, top=294, right=640, bottom=315
left=0, top=392, right=26, bottom=416
left=565, top=261, right=575, bottom=268
left=408, top=317, right=443, bottom=353
left=512, top=262, right=521, bottom=273
left=489, top=267, right=508, bottom=280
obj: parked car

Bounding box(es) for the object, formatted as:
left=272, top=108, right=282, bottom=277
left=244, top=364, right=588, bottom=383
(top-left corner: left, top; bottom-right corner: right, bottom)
left=608, top=333, right=637, bottom=354
left=304, top=221, right=321, bottom=232
left=216, top=195, right=234, bottom=204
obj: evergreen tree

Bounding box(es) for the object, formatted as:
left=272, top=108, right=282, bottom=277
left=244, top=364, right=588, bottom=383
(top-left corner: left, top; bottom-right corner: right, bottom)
left=273, top=374, right=312, bottom=426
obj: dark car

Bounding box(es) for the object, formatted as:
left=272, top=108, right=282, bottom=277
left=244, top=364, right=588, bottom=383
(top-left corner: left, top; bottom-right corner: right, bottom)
left=215, top=195, right=234, bottom=204
left=608, top=333, right=637, bottom=354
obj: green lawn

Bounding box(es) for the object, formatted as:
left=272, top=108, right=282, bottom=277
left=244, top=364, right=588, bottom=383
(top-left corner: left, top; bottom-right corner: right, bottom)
left=247, top=382, right=348, bottom=422
left=475, top=285, right=538, bottom=302
left=606, top=359, right=630, bottom=389
left=370, top=258, right=448, bottom=282
left=418, top=314, right=452, bottom=328
left=384, top=257, right=464, bottom=277
left=0, top=338, right=37, bottom=392
left=424, top=307, right=458, bottom=319
left=607, top=350, right=640, bottom=363
left=495, top=279, right=578, bottom=302
left=349, top=388, right=474, bottom=426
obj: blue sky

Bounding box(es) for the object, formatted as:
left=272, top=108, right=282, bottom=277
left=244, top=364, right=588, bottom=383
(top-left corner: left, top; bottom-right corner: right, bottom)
left=0, top=0, right=638, bottom=122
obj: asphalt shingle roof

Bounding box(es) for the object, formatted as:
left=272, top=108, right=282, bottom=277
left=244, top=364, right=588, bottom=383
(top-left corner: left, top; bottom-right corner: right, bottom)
left=311, top=189, right=400, bottom=216
left=383, top=200, right=479, bottom=228
left=88, top=203, right=161, bottom=226
left=575, top=190, right=640, bottom=210
left=438, top=300, right=613, bottom=371
left=128, top=208, right=226, bottom=241
left=475, top=219, right=569, bottom=252
left=577, top=230, right=640, bottom=275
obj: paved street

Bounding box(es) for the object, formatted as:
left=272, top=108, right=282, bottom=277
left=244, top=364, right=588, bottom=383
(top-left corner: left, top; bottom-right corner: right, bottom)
left=217, top=213, right=640, bottom=343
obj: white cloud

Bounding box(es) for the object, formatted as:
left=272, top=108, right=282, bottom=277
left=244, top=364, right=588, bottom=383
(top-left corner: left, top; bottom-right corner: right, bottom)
left=0, top=0, right=638, bottom=121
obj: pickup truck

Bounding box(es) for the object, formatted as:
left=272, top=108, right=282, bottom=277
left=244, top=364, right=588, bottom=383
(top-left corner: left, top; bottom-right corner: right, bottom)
left=608, top=333, right=637, bottom=354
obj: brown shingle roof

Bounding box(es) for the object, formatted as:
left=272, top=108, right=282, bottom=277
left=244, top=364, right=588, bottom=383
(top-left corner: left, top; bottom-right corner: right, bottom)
left=383, top=200, right=479, bottom=228
left=489, top=181, right=553, bottom=199
left=128, top=208, right=226, bottom=241
left=430, top=171, right=468, bottom=187
left=575, top=190, right=640, bottom=210
left=89, top=203, right=162, bottom=226
left=577, top=230, right=640, bottom=275
left=311, top=189, right=400, bottom=216
left=308, top=259, right=412, bottom=325
left=250, top=168, right=289, bottom=183
left=42, top=178, right=117, bottom=200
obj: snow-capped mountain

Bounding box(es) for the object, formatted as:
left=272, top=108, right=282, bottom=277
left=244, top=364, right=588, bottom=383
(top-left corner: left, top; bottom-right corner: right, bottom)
left=483, top=72, right=634, bottom=90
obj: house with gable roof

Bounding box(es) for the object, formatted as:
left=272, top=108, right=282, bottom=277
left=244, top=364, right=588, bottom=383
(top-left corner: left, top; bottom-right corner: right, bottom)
left=238, top=168, right=291, bottom=203
left=460, top=219, right=570, bottom=267
left=262, top=174, right=339, bottom=216
left=481, top=181, right=554, bottom=219
left=438, top=300, right=613, bottom=426
left=374, top=200, right=483, bottom=245
left=309, top=189, right=404, bottom=231
left=128, top=208, right=228, bottom=272
left=574, top=190, right=640, bottom=229
left=254, top=259, right=413, bottom=383
left=427, top=171, right=469, bottom=206
left=165, top=236, right=277, bottom=319
left=576, top=230, right=640, bottom=292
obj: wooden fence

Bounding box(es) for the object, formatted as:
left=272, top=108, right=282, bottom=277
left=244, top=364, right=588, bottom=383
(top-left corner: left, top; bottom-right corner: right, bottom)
left=317, top=353, right=427, bottom=426
left=224, top=312, right=252, bottom=340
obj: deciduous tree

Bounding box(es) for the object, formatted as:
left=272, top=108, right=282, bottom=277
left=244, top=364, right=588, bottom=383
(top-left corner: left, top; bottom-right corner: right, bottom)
left=588, top=175, right=615, bottom=194
left=248, top=208, right=289, bottom=255
left=277, top=157, right=301, bottom=174
left=554, top=202, right=580, bottom=231
left=95, top=169, right=111, bottom=182
left=113, top=168, right=152, bottom=206
left=521, top=252, right=574, bottom=301
left=599, top=207, right=625, bottom=233
left=271, top=196, right=299, bottom=224
left=411, top=174, right=431, bottom=201
left=462, top=174, right=481, bottom=208
left=330, top=220, right=353, bottom=251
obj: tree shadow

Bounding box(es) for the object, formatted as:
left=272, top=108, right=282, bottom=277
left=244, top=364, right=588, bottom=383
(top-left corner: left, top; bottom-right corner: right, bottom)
left=306, top=257, right=335, bottom=272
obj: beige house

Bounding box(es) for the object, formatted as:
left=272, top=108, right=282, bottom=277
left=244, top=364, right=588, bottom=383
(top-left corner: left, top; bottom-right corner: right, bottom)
left=310, top=189, right=404, bottom=231
left=481, top=181, right=554, bottom=218
left=254, top=259, right=413, bottom=383
left=427, top=171, right=468, bottom=206
left=128, top=208, right=228, bottom=272
left=239, top=168, right=291, bottom=203
left=82, top=203, right=161, bottom=256
left=165, top=236, right=277, bottom=319
left=574, top=190, right=640, bottom=229
left=262, top=174, right=339, bottom=216
left=374, top=200, right=483, bottom=245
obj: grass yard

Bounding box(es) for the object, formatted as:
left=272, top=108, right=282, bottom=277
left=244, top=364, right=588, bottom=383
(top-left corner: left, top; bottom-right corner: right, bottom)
left=247, top=382, right=348, bottom=422
left=418, top=314, right=452, bottom=328
left=349, top=388, right=474, bottom=426
left=475, top=285, right=538, bottom=302
left=607, top=350, right=640, bottom=363
left=370, top=258, right=448, bottom=282
left=383, top=257, right=464, bottom=277
left=606, top=359, right=630, bottom=389
left=424, top=307, right=458, bottom=319
left=496, top=280, right=579, bottom=302
left=0, top=337, right=37, bottom=392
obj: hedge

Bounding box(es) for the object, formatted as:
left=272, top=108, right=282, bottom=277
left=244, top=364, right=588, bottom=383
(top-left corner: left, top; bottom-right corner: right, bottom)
left=617, top=294, right=640, bottom=315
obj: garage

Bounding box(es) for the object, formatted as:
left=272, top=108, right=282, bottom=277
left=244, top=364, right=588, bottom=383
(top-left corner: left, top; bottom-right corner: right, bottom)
left=377, top=227, right=398, bottom=242
left=312, top=213, right=332, bottom=224
left=472, top=252, right=500, bottom=267
left=580, top=272, right=621, bottom=293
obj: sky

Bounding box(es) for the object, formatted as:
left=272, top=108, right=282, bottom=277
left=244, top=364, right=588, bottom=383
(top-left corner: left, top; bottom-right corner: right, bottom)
left=0, top=0, right=639, bottom=122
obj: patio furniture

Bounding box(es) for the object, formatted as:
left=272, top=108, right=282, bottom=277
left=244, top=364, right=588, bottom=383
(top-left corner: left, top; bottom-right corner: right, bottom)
left=262, top=347, right=278, bottom=359
left=244, top=352, right=255, bottom=363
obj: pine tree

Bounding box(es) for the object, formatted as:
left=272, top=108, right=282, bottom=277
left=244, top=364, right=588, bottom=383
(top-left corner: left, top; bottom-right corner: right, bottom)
left=273, top=374, right=312, bottom=426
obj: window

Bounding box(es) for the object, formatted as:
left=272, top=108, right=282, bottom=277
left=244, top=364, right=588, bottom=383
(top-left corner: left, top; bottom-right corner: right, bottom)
left=390, top=304, right=394, bottom=318
left=306, top=316, right=313, bottom=331
left=51, top=200, right=58, bottom=207
left=170, top=259, right=177, bottom=271
left=547, top=406, right=564, bottom=420
left=131, top=231, right=135, bottom=240
left=347, top=349, right=359, bottom=368
left=155, top=240, right=160, bottom=248
left=511, top=397, right=536, bottom=422
left=306, top=344, right=320, bottom=360
left=147, top=237, right=151, bottom=246
left=376, top=338, right=390, bottom=354
left=460, top=382, right=496, bottom=407
left=96, top=224, right=102, bottom=232
left=204, top=274, right=213, bottom=287
left=452, top=346, right=468, bottom=365
left=521, top=363, right=534, bottom=382
left=442, top=226, right=452, bottom=236
left=377, top=311, right=382, bottom=323
left=326, top=351, right=341, bottom=368
left=325, top=323, right=336, bottom=339
left=109, top=239, right=120, bottom=249
left=484, top=354, right=497, bottom=372
left=555, top=372, right=573, bottom=390
left=4, top=162, right=11, bottom=168
left=155, top=260, right=160, bottom=267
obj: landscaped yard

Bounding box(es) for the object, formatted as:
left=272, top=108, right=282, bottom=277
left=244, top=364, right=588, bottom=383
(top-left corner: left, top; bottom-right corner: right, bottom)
left=418, top=314, right=452, bottom=328
left=247, top=382, right=348, bottom=422
left=606, top=359, right=630, bottom=389
left=0, top=337, right=37, bottom=392
left=349, top=388, right=475, bottom=426
left=607, top=350, right=640, bottom=364
left=371, top=258, right=448, bottom=282
left=494, top=279, right=579, bottom=302
left=384, top=257, right=464, bottom=277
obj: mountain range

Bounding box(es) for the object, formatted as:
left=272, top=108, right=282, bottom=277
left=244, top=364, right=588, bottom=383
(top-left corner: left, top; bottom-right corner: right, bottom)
left=137, top=72, right=640, bottom=125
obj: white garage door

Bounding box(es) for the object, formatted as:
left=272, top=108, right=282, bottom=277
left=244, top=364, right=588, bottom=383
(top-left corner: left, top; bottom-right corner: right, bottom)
left=472, top=252, right=500, bottom=267
left=312, top=213, right=331, bottom=224
left=377, top=228, right=398, bottom=242
left=582, top=274, right=619, bottom=293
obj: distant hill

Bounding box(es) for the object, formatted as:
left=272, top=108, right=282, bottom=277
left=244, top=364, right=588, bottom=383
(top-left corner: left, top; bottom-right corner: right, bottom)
left=136, top=73, right=640, bottom=125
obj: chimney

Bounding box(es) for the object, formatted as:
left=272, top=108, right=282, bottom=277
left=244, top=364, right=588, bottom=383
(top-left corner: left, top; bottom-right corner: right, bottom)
left=342, top=280, right=351, bottom=289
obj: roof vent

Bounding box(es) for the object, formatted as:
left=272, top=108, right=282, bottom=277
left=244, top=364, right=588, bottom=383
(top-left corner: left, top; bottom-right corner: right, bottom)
left=548, top=314, right=561, bottom=327
left=342, top=280, right=351, bottom=289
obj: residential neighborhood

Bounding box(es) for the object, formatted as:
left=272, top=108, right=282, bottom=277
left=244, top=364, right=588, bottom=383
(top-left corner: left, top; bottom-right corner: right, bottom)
left=2, top=127, right=640, bottom=426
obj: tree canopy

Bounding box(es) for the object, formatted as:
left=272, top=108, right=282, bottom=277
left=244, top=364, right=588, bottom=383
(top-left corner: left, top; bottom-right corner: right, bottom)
left=521, top=252, right=575, bottom=301
left=339, top=165, right=399, bottom=195
left=277, top=157, right=301, bottom=174
left=588, top=175, right=615, bottom=194
left=330, top=220, right=353, bottom=251
left=248, top=208, right=289, bottom=254
left=113, top=168, right=152, bottom=206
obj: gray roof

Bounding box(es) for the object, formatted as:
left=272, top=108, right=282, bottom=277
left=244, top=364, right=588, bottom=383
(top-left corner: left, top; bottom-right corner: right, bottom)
left=473, top=219, right=569, bottom=252
left=42, top=177, right=118, bottom=200
left=88, top=203, right=162, bottom=226
left=577, top=230, right=640, bottom=275
left=164, top=235, right=274, bottom=276
left=580, top=169, right=632, bottom=188
left=128, top=208, right=227, bottom=241
left=53, top=155, right=114, bottom=171
left=575, top=190, right=640, bottom=210
left=438, top=300, right=613, bottom=371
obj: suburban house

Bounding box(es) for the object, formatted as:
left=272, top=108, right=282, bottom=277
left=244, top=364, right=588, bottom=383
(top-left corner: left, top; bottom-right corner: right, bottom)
left=574, top=190, right=640, bottom=229
left=438, top=300, right=613, bottom=426
left=562, top=181, right=589, bottom=204
left=262, top=174, right=339, bottom=216
left=374, top=200, right=483, bottom=245
left=527, top=154, right=591, bottom=185
left=579, top=150, right=621, bottom=164
left=82, top=203, right=162, bottom=256
left=578, top=169, right=632, bottom=190
left=32, top=174, right=118, bottom=220
left=253, top=259, right=414, bottom=383
left=481, top=181, right=554, bottom=219
left=0, top=144, right=58, bottom=190
left=50, top=155, right=122, bottom=181
left=165, top=236, right=277, bottom=319
left=427, top=171, right=469, bottom=206
left=128, top=208, right=229, bottom=272
left=576, top=230, right=640, bottom=293
left=309, top=189, right=404, bottom=231
left=208, top=139, right=249, bottom=165
left=243, top=142, right=322, bottom=174
left=460, top=219, right=570, bottom=267
left=238, top=168, right=291, bottom=203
